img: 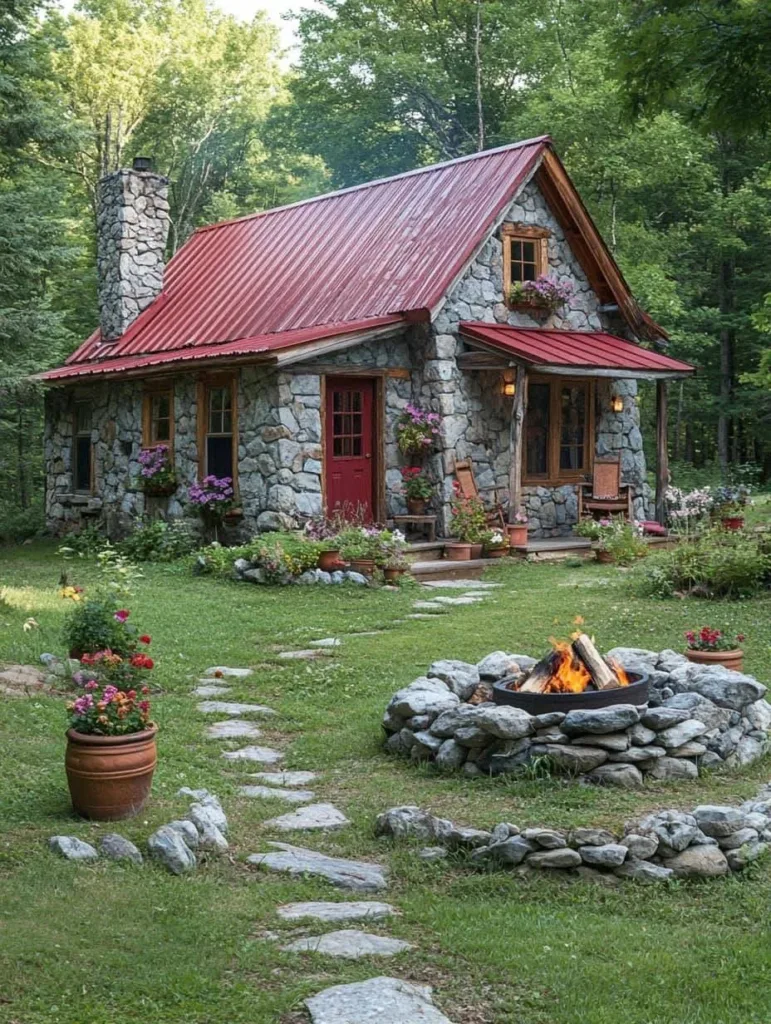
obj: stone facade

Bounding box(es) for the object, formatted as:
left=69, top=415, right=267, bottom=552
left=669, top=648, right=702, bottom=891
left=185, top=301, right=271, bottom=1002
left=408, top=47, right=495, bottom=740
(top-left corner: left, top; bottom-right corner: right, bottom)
left=96, top=168, right=170, bottom=341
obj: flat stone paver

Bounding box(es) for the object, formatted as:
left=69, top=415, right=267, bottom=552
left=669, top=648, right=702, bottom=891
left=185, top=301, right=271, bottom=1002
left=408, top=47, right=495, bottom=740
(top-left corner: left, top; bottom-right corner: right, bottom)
left=204, top=666, right=253, bottom=678
left=430, top=596, right=483, bottom=606
left=248, top=770, right=319, bottom=786
left=192, top=684, right=231, bottom=697
left=277, top=901, right=396, bottom=923
left=411, top=602, right=446, bottom=612
left=282, top=929, right=412, bottom=959
left=278, top=649, right=332, bottom=660
left=305, top=977, right=454, bottom=1023
left=206, top=719, right=262, bottom=739
left=248, top=842, right=388, bottom=891
left=310, top=638, right=342, bottom=647
left=422, top=579, right=501, bottom=589
left=239, top=785, right=315, bottom=803
left=406, top=613, right=437, bottom=620
left=221, top=745, right=284, bottom=763
left=346, top=631, right=384, bottom=637
left=265, top=803, right=349, bottom=831
left=197, top=700, right=275, bottom=716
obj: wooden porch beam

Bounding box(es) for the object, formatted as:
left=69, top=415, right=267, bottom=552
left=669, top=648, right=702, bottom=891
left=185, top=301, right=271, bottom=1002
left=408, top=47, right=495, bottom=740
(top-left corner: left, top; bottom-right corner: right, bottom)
left=655, top=378, right=669, bottom=525
left=507, top=363, right=527, bottom=521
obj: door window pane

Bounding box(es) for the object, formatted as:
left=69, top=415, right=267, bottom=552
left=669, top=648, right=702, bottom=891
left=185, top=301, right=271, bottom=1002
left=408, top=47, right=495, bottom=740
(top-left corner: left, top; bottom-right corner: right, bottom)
left=208, top=386, right=232, bottom=435
left=331, top=389, right=364, bottom=458
left=559, top=384, right=587, bottom=471
left=151, top=392, right=171, bottom=443
left=207, top=436, right=233, bottom=479
left=526, top=383, right=550, bottom=477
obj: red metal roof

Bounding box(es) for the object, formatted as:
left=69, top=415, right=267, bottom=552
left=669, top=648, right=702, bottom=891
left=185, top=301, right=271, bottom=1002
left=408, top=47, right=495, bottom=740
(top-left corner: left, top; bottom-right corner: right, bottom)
left=459, top=324, right=694, bottom=376
left=44, top=137, right=549, bottom=381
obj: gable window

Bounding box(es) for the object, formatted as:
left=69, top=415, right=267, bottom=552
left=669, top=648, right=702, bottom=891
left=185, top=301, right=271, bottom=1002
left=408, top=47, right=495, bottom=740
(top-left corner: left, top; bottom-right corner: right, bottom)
left=197, top=376, right=237, bottom=487
left=73, top=401, right=93, bottom=493
left=523, top=377, right=593, bottom=483
left=142, top=387, right=174, bottom=449
left=502, top=223, right=550, bottom=296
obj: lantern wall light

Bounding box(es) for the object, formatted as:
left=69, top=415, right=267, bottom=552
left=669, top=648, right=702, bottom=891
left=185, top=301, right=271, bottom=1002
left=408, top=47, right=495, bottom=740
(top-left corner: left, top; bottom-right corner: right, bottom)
left=502, top=381, right=516, bottom=397
left=611, top=394, right=624, bottom=413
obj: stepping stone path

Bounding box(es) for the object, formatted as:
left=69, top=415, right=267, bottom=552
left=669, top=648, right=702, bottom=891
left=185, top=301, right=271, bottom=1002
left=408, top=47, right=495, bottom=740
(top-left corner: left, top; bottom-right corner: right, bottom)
left=278, top=649, right=332, bottom=660
left=249, top=771, right=318, bottom=786
left=310, top=638, right=342, bottom=647
left=411, top=601, right=446, bottom=612
left=204, top=666, right=253, bottom=678
left=406, top=613, right=439, bottom=620
left=248, top=842, right=388, bottom=891
left=277, top=901, right=396, bottom=922
left=304, top=977, right=455, bottom=1024
left=431, top=596, right=483, bottom=606
left=206, top=719, right=262, bottom=739
left=222, top=745, right=284, bottom=763
left=192, top=684, right=231, bottom=697
left=239, top=785, right=315, bottom=803
left=197, top=701, right=275, bottom=716
left=422, top=579, right=502, bottom=589
left=265, top=803, right=349, bottom=831
left=281, top=929, right=412, bottom=959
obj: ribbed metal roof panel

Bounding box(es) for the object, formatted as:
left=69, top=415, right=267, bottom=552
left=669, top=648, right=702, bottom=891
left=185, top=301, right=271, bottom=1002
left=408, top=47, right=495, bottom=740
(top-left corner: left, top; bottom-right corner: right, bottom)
left=57, top=138, right=548, bottom=376
left=459, top=324, right=694, bottom=374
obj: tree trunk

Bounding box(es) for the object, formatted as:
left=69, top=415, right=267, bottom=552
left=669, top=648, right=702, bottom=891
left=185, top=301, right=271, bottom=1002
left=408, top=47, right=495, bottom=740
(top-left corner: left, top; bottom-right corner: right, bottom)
left=474, top=0, right=484, bottom=151
left=16, top=398, right=27, bottom=509
left=672, top=380, right=684, bottom=462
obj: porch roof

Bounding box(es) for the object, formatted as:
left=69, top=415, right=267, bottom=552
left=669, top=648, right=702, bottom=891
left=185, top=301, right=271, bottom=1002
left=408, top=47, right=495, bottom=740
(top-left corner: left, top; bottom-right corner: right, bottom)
left=458, top=324, right=694, bottom=379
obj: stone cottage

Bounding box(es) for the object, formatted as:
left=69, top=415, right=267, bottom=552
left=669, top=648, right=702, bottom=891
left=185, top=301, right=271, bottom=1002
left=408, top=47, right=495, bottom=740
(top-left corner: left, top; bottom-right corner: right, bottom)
left=40, top=137, right=693, bottom=538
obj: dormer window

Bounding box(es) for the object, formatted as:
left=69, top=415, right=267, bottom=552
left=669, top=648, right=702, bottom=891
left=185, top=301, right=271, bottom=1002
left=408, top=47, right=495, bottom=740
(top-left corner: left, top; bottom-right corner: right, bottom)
left=502, top=223, right=550, bottom=297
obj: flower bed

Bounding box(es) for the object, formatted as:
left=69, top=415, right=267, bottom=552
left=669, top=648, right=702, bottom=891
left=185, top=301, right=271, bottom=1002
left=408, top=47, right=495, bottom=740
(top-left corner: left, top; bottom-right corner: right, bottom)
left=382, top=647, right=771, bottom=785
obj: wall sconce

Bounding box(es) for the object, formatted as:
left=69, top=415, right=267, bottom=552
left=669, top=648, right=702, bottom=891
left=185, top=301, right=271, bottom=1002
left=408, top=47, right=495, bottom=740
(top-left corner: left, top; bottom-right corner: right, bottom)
left=611, top=394, right=624, bottom=413
left=502, top=381, right=516, bottom=397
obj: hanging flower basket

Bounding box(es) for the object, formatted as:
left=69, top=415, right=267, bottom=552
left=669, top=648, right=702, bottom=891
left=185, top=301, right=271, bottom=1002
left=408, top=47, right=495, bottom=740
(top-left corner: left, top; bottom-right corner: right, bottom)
left=506, top=275, right=574, bottom=315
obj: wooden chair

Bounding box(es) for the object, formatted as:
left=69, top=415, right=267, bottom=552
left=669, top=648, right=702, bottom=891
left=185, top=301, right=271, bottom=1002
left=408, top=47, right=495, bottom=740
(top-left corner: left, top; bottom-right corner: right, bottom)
left=453, top=459, right=507, bottom=530
left=577, top=456, right=633, bottom=520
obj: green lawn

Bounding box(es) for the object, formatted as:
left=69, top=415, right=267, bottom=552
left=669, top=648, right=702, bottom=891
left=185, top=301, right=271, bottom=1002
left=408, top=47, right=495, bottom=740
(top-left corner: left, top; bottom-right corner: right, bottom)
left=1, top=542, right=771, bottom=1024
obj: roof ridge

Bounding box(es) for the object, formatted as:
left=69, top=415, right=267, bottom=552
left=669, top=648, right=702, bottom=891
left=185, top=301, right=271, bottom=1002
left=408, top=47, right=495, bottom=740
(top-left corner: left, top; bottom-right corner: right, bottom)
left=195, top=136, right=552, bottom=235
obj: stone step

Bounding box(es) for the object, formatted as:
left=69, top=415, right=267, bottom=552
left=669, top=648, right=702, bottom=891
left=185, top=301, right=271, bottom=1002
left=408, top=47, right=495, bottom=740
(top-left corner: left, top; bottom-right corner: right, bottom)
left=248, top=842, right=388, bottom=891
left=410, top=558, right=487, bottom=581
left=404, top=541, right=446, bottom=563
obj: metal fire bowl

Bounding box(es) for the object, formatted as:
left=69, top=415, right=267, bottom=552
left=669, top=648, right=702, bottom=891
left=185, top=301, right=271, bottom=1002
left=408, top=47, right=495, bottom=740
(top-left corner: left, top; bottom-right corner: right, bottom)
left=492, top=669, right=649, bottom=716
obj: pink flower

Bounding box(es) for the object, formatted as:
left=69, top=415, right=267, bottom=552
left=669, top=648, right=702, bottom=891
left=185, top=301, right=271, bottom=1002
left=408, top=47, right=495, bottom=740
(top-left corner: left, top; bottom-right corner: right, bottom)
left=84, top=680, right=99, bottom=691
left=114, top=609, right=130, bottom=623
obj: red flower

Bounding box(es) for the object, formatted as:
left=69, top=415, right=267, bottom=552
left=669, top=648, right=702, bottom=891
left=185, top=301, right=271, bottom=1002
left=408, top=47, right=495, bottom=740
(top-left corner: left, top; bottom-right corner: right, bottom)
left=736, top=633, right=746, bottom=643
left=139, top=634, right=151, bottom=645
left=114, top=609, right=130, bottom=623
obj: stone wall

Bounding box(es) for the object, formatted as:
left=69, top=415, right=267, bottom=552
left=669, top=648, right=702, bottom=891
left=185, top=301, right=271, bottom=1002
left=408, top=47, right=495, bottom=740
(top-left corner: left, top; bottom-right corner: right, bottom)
left=96, top=168, right=170, bottom=342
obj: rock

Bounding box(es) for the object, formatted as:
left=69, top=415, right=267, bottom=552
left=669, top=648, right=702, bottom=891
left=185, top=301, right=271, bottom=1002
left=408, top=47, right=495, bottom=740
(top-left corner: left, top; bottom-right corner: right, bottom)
left=447, top=826, right=491, bottom=849
left=621, top=834, right=659, bottom=859
left=239, top=785, right=314, bottom=803
left=605, top=647, right=659, bottom=668
left=521, top=828, right=567, bottom=849
left=543, top=744, right=607, bottom=773
left=220, top=745, right=284, bottom=763
left=571, top=732, right=630, bottom=751
left=526, top=848, right=582, bottom=869
left=726, top=841, right=767, bottom=871
left=657, top=649, right=689, bottom=673
left=99, top=833, right=143, bottom=865
left=276, top=901, right=396, bottom=922
left=248, top=842, right=388, bottom=892
left=388, top=680, right=459, bottom=719
left=535, top=726, right=568, bottom=743
left=629, top=723, right=657, bottom=746
left=576, top=866, right=622, bottom=886
left=192, top=684, right=231, bottom=697
left=427, top=660, right=480, bottom=700
left=586, top=763, right=644, bottom=788
left=310, top=637, right=342, bottom=647
left=487, top=836, right=533, bottom=865
left=474, top=705, right=533, bottom=740
left=196, top=701, right=275, bottom=717
left=176, top=786, right=211, bottom=800
left=0, top=663, right=50, bottom=696
left=641, top=707, right=691, bottom=731
left=375, top=806, right=453, bottom=842
left=147, top=826, right=197, bottom=875
left=204, top=666, right=253, bottom=678
left=569, top=827, right=615, bottom=847
left=745, top=699, right=771, bottom=732
left=429, top=705, right=486, bottom=737
left=718, top=828, right=759, bottom=850
left=344, top=571, right=369, bottom=585
left=476, top=651, right=523, bottom=680
left=304, top=977, right=453, bottom=1024
left=692, top=805, right=748, bottom=837
left=166, top=820, right=200, bottom=848
left=725, top=735, right=766, bottom=768
left=532, top=712, right=566, bottom=728
left=197, top=819, right=229, bottom=852
left=646, top=756, right=698, bottom=781
left=561, top=704, right=641, bottom=736
left=206, top=719, right=262, bottom=739
left=663, top=692, right=732, bottom=731
left=418, top=846, right=449, bottom=861
left=411, top=730, right=444, bottom=754
left=265, top=803, right=349, bottom=831
left=489, top=822, right=514, bottom=843
left=282, top=928, right=413, bottom=958
left=667, top=846, right=729, bottom=878
left=277, top=649, right=331, bottom=660
left=435, top=738, right=467, bottom=769
left=248, top=770, right=318, bottom=786
left=669, top=741, right=707, bottom=757
left=668, top=663, right=766, bottom=710
left=49, top=836, right=98, bottom=861
left=579, top=844, right=628, bottom=867
left=608, top=745, right=666, bottom=763
left=637, top=811, right=699, bottom=852
left=614, top=859, right=673, bottom=882
left=189, top=801, right=228, bottom=834
left=656, top=719, right=707, bottom=749
left=412, top=601, right=446, bottom=612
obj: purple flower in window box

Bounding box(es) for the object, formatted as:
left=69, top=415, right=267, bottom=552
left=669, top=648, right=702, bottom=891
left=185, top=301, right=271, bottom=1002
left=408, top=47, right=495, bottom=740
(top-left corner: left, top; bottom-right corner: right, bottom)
left=507, top=274, right=573, bottom=314
left=138, top=444, right=177, bottom=495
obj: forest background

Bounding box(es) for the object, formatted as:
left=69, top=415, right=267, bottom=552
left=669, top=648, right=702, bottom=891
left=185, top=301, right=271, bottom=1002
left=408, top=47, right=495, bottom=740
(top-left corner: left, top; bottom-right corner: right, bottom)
left=2, top=0, right=770, bottom=537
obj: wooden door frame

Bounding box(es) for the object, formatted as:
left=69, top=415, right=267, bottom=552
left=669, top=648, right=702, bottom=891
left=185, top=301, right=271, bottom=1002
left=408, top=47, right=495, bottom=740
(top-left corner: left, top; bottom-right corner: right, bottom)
left=321, top=373, right=384, bottom=522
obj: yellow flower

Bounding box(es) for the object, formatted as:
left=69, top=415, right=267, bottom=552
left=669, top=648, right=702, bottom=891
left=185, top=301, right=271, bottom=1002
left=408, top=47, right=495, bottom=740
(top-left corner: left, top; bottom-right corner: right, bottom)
left=573, top=615, right=585, bottom=626
left=60, top=586, right=82, bottom=602
left=23, top=617, right=39, bottom=632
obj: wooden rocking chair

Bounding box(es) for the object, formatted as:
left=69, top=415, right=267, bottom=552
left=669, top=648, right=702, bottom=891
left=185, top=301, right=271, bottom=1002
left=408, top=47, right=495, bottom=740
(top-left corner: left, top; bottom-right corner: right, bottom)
left=577, top=456, right=633, bottom=520
left=453, top=459, right=507, bottom=530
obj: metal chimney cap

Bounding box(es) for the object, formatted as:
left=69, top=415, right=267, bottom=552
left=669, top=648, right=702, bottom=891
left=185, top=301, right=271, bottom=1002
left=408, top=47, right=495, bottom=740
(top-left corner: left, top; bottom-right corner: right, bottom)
left=132, top=156, right=152, bottom=172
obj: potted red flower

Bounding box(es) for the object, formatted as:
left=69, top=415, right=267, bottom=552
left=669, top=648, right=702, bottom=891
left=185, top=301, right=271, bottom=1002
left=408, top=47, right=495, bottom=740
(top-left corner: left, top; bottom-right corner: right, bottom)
left=401, top=467, right=434, bottom=515
left=684, top=627, right=745, bottom=672
left=447, top=482, right=486, bottom=560
left=506, top=512, right=529, bottom=548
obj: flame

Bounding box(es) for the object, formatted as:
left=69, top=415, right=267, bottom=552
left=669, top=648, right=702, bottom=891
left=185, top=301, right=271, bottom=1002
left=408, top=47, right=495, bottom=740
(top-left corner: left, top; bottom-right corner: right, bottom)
left=546, top=641, right=592, bottom=693
left=607, top=658, right=630, bottom=686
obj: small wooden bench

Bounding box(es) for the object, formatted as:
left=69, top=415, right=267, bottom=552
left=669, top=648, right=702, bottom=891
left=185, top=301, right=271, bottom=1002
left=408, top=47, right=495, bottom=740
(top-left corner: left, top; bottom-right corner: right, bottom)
left=392, top=514, right=438, bottom=542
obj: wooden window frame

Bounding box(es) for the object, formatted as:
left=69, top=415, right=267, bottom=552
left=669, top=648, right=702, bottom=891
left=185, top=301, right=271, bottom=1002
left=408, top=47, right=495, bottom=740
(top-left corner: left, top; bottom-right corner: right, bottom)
left=522, top=375, right=595, bottom=486
left=502, top=222, right=550, bottom=295
left=196, top=373, right=238, bottom=492
left=142, top=385, right=175, bottom=452
left=73, top=399, right=95, bottom=494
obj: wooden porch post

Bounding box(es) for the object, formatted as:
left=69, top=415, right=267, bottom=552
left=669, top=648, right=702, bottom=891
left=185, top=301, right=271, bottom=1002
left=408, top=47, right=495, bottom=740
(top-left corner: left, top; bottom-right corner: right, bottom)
left=655, top=379, right=669, bottom=525
left=507, top=363, right=527, bottom=522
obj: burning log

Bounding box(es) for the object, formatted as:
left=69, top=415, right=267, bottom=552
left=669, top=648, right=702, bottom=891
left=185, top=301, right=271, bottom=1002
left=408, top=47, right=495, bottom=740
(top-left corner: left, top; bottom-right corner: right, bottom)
left=570, top=633, right=624, bottom=691
left=513, top=634, right=631, bottom=695
left=518, top=650, right=564, bottom=693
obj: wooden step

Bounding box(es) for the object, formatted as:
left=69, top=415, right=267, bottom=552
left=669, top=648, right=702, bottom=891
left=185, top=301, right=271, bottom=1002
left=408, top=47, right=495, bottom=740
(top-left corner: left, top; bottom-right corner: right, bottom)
left=404, top=541, right=446, bottom=563
left=521, top=537, right=594, bottom=562
left=409, top=558, right=487, bottom=581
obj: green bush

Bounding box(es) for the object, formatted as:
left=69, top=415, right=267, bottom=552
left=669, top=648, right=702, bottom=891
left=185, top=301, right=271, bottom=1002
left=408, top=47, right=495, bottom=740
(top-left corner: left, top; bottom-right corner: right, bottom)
left=62, top=594, right=138, bottom=657
left=118, top=518, right=197, bottom=562
left=631, top=529, right=771, bottom=599
left=191, top=531, right=321, bottom=579
left=0, top=501, right=45, bottom=543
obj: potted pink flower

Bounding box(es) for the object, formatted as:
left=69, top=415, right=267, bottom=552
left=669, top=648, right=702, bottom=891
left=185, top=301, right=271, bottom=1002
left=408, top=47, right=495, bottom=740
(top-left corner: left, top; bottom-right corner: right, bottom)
left=684, top=628, right=745, bottom=672
left=395, top=405, right=441, bottom=462
left=506, top=512, right=528, bottom=548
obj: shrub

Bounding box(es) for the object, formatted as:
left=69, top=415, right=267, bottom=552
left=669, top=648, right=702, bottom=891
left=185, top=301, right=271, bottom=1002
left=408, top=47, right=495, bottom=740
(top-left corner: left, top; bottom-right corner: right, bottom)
left=118, top=518, right=197, bottom=562
left=449, top=482, right=487, bottom=542
left=62, top=594, right=141, bottom=657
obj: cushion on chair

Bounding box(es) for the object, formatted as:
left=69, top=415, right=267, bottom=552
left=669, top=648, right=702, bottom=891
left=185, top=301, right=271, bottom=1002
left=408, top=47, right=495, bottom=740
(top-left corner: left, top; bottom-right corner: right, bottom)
left=639, top=520, right=667, bottom=536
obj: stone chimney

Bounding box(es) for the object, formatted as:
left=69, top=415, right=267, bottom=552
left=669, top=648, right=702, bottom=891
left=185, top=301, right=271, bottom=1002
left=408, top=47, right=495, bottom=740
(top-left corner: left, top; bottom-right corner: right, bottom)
left=96, top=158, right=170, bottom=342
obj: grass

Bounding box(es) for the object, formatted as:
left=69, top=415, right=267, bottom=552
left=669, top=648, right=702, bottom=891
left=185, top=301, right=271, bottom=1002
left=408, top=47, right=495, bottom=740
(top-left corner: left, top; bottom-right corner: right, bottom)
left=1, top=540, right=771, bottom=1023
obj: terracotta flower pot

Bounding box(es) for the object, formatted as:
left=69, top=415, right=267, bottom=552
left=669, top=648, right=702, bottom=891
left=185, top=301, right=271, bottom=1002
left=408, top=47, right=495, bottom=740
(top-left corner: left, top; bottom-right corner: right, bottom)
left=468, top=543, right=483, bottom=559
left=350, top=558, right=376, bottom=575
left=317, top=549, right=341, bottom=572
left=485, top=545, right=509, bottom=559
left=721, top=516, right=745, bottom=531
left=445, top=542, right=473, bottom=561
left=384, top=567, right=406, bottom=582
left=406, top=498, right=428, bottom=515
left=65, top=725, right=157, bottom=821
left=506, top=524, right=528, bottom=547
left=596, top=549, right=614, bottom=564
left=685, top=648, right=744, bottom=672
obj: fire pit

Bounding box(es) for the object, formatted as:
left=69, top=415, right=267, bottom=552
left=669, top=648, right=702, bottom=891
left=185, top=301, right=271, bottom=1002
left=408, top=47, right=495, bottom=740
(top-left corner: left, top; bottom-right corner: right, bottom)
left=492, top=632, right=650, bottom=714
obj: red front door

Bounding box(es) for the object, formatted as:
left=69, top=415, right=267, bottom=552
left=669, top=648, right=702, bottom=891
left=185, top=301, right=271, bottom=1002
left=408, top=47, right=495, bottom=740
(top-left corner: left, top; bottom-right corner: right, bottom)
left=325, top=377, right=375, bottom=521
